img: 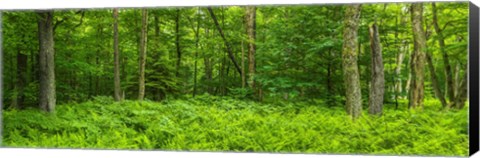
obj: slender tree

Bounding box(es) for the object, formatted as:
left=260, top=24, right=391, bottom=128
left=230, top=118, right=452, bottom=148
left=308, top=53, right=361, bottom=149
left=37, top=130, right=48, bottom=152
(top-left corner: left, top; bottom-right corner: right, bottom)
left=207, top=7, right=242, bottom=76
left=342, top=4, right=362, bottom=119
left=175, top=9, right=182, bottom=78
left=246, top=6, right=256, bottom=90
left=432, top=2, right=454, bottom=102
left=241, top=40, right=245, bottom=88
left=190, top=8, right=201, bottom=98
left=138, top=9, right=148, bottom=101
left=424, top=17, right=448, bottom=108
left=113, top=8, right=121, bottom=101
left=426, top=51, right=448, bottom=108
left=37, top=10, right=56, bottom=112
left=408, top=3, right=427, bottom=109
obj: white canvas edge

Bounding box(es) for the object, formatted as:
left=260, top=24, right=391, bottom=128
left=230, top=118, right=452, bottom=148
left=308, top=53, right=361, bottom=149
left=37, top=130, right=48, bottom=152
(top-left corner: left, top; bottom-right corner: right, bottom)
left=0, top=0, right=470, bottom=10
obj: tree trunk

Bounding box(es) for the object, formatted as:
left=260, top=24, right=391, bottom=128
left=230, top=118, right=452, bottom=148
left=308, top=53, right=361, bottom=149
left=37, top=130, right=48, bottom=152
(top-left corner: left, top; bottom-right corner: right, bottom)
left=246, top=6, right=256, bottom=91
left=207, top=7, right=242, bottom=76
left=405, top=50, right=413, bottom=97
left=30, top=50, right=36, bottom=82
left=432, top=2, right=454, bottom=102
left=423, top=18, right=448, bottom=108
left=122, top=56, right=126, bottom=100
left=15, top=50, right=28, bottom=109
left=113, top=8, right=121, bottom=101
left=138, top=9, right=148, bottom=101
left=452, top=71, right=467, bottom=109
left=327, top=48, right=334, bottom=106
left=395, top=41, right=406, bottom=98
left=193, top=8, right=200, bottom=98
left=426, top=50, right=448, bottom=108
left=37, top=11, right=56, bottom=112
left=241, top=40, right=245, bottom=88
left=454, top=63, right=460, bottom=97
left=204, top=28, right=213, bottom=94
left=342, top=4, right=362, bottom=120
left=409, top=3, right=426, bottom=109
left=175, top=9, right=182, bottom=78
left=368, top=23, right=384, bottom=115
left=95, top=56, right=99, bottom=96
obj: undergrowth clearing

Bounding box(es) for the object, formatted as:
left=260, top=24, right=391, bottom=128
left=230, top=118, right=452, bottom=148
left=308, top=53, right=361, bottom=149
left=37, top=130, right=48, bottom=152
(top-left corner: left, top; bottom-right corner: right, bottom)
left=2, top=95, right=468, bottom=156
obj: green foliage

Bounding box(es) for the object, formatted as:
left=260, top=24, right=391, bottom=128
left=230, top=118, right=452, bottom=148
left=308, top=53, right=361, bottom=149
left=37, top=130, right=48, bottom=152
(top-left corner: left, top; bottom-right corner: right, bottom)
left=3, top=96, right=467, bottom=156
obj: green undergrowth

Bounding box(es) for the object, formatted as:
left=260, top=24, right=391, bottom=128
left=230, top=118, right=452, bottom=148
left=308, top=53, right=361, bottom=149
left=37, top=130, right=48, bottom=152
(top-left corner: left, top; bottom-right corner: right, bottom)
left=2, top=95, right=468, bottom=156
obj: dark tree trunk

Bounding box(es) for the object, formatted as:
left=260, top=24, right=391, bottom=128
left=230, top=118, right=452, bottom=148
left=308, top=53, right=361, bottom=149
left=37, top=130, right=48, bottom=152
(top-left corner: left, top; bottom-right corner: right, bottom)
left=13, top=50, right=28, bottom=109
left=432, top=2, right=454, bottom=102
left=327, top=48, right=334, bottom=105
left=30, top=50, right=36, bottom=82
left=424, top=18, right=448, bottom=108
left=409, top=3, right=426, bottom=109
left=95, top=56, right=99, bottom=96
left=138, top=9, right=148, bottom=101
left=175, top=9, right=182, bottom=78
left=113, top=8, right=121, bottom=101
left=426, top=51, right=448, bottom=108
left=37, top=11, right=56, bottom=112
left=368, top=23, right=385, bottom=115
left=193, top=8, right=200, bottom=98
left=207, top=7, right=242, bottom=76
left=342, top=4, right=362, bottom=119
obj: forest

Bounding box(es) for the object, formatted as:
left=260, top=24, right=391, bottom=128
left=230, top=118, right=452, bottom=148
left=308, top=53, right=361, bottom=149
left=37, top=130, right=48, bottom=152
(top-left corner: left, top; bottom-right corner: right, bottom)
left=1, top=2, right=469, bottom=156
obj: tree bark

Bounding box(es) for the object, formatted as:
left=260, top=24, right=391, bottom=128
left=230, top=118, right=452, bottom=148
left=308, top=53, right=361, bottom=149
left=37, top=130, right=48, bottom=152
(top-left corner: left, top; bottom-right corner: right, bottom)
left=113, top=8, right=121, bottom=101
left=409, top=3, right=426, bottom=109
left=138, top=9, right=148, bottom=101
left=342, top=4, right=362, bottom=120
left=368, top=23, right=385, bottom=115
left=246, top=6, right=256, bottom=91
left=207, top=7, right=242, bottom=76
left=37, top=11, right=56, bottom=112
left=432, top=2, right=454, bottom=102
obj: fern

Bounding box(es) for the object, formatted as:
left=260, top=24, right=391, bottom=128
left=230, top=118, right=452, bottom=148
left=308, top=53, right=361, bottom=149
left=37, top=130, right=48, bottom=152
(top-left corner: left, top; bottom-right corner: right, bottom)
left=2, top=97, right=468, bottom=156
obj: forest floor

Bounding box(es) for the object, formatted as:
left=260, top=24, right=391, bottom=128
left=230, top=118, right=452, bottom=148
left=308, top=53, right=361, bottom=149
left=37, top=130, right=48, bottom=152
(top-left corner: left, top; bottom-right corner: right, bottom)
left=2, top=95, right=468, bottom=156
